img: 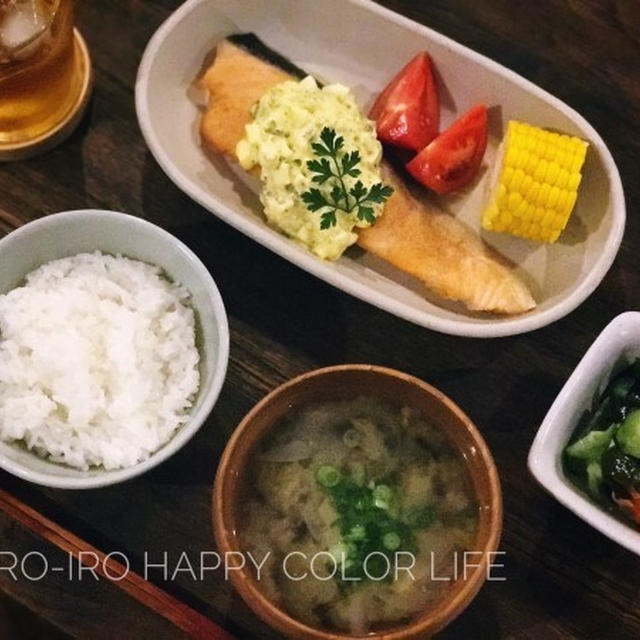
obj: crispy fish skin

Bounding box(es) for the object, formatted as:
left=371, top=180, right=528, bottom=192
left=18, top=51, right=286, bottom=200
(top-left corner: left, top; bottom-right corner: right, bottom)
left=199, top=38, right=536, bottom=315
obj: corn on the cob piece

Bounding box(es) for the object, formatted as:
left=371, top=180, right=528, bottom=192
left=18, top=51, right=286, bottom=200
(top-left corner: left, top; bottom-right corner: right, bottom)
left=482, top=121, right=588, bottom=243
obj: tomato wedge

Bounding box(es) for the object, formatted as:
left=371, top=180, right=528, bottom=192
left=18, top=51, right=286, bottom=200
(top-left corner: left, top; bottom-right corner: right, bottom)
left=406, top=104, right=488, bottom=194
left=369, top=52, right=439, bottom=152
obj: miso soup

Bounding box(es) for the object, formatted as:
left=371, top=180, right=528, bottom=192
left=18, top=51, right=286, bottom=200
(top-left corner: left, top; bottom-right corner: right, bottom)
left=239, top=397, right=478, bottom=634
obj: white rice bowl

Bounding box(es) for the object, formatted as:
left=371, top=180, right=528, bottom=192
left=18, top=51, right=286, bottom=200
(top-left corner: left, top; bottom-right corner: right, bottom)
left=0, top=251, right=200, bottom=471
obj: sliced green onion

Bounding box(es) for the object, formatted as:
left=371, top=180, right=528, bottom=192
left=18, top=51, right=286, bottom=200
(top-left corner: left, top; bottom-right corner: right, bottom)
left=373, top=484, right=392, bottom=502
left=373, top=484, right=392, bottom=510
left=343, top=428, right=361, bottom=448
left=314, top=469, right=427, bottom=583
left=328, top=542, right=349, bottom=565
left=382, top=532, right=401, bottom=551
left=316, top=465, right=341, bottom=488
left=346, top=524, right=366, bottom=541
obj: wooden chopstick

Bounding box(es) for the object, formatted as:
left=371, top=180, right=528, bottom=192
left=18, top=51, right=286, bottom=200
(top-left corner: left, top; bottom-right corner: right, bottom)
left=0, top=488, right=235, bottom=640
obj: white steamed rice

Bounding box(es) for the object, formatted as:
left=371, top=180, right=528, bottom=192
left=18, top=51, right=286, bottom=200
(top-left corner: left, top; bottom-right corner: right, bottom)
left=0, top=252, right=200, bottom=471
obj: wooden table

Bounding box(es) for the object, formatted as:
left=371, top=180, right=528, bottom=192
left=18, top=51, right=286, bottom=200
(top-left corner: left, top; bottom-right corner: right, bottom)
left=1, top=1, right=638, bottom=638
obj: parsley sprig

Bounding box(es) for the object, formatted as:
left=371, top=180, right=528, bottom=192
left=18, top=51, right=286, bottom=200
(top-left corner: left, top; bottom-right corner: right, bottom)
left=301, top=127, right=393, bottom=230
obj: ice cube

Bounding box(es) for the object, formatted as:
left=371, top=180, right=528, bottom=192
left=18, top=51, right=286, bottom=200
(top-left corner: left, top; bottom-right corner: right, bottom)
left=0, top=0, right=48, bottom=50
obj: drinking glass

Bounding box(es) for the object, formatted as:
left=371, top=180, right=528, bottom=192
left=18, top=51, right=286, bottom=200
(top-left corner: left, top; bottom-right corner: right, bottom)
left=0, top=0, right=88, bottom=153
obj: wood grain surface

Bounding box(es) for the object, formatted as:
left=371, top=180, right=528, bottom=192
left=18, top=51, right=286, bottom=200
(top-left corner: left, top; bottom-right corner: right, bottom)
left=0, top=0, right=639, bottom=638
left=0, top=489, right=233, bottom=640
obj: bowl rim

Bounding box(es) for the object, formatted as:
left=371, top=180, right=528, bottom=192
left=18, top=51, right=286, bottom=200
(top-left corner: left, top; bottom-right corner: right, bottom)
left=213, top=364, right=502, bottom=639
left=0, top=209, right=230, bottom=489
left=135, top=0, right=626, bottom=338
left=528, top=311, right=640, bottom=556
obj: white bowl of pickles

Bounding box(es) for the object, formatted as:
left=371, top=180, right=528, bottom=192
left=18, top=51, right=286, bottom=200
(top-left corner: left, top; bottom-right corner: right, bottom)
left=529, top=312, right=640, bottom=555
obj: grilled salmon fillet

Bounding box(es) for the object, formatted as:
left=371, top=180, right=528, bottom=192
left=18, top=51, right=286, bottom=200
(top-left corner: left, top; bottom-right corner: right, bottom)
left=199, top=36, right=536, bottom=315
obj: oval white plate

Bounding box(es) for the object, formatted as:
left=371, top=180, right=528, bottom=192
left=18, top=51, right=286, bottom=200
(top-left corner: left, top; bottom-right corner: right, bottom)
left=135, top=0, right=625, bottom=337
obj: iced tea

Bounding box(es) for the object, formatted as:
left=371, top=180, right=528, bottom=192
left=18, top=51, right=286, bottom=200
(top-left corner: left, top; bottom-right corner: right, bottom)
left=0, top=0, right=83, bottom=144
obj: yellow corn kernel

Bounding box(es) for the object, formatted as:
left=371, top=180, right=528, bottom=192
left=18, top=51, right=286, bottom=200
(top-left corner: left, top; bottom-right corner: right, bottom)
left=510, top=168, right=525, bottom=191
left=538, top=182, right=553, bottom=207
left=533, top=159, right=548, bottom=182
left=545, top=161, right=560, bottom=184
left=541, top=208, right=556, bottom=228
left=556, top=168, right=570, bottom=190
left=563, top=190, right=578, bottom=216
left=549, top=228, right=562, bottom=243
left=571, top=151, right=587, bottom=173
left=567, top=171, right=582, bottom=191
left=508, top=191, right=522, bottom=212
left=516, top=150, right=530, bottom=171
left=503, top=166, right=514, bottom=185
left=548, top=185, right=561, bottom=210
left=528, top=182, right=541, bottom=203
left=514, top=197, right=528, bottom=218
left=482, top=120, right=588, bottom=243
left=524, top=202, right=536, bottom=221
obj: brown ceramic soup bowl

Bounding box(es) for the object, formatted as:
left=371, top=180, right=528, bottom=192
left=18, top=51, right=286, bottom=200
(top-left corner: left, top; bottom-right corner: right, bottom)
left=213, top=365, right=502, bottom=639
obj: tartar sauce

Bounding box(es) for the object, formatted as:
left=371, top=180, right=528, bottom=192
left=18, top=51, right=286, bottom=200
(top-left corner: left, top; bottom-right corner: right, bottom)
left=236, top=76, right=385, bottom=260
